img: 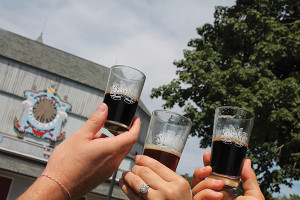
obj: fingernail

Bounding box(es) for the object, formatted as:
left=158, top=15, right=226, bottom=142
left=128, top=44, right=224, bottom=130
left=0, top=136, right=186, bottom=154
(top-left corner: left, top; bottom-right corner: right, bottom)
left=201, top=166, right=209, bottom=171
left=96, top=103, right=106, bottom=112
left=213, top=191, right=222, bottom=198
left=134, top=155, right=141, bottom=162
left=132, top=116, right=140, bottom=125
left=212, top=179, right=223, bottom=185
left=247, top=159, right=252, bottom=166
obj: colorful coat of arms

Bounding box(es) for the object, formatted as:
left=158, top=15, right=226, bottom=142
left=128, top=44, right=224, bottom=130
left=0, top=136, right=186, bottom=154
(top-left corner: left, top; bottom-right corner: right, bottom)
left=14, top=84, right=72, bottom=147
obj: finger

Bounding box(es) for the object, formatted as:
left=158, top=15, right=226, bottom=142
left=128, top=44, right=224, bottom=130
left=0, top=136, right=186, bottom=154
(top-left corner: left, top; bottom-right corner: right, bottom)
left=193, top=189, right=223, bottom=200
left=191, top=166, right=212, bottom=189
left=236, top=197, right=259, bottom=200
left=203, top=152, right=211, bottom=166
left=131, top=165, right=166, bottom=190
left=134, top=155, right=180, bottom=182
left=119, top=178, right=140, bottom=200
left=89, top=116, right=140, bottom=166
left=241, top=159, right=264, bottom=200
left=93, top=116, right=141, bottom=152
left=109, top=116, right=141, bottom=150
left=192, top=178, right=224, bottom=197
left=122, top=171, right=155, bottom=199
left=80, top=103, right=108, bottom=139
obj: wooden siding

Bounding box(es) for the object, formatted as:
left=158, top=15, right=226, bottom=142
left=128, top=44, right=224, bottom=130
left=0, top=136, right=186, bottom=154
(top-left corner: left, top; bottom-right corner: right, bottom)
left=0, top=56, right=150, bottom=156
left=0, top=56, right=104, bottom=118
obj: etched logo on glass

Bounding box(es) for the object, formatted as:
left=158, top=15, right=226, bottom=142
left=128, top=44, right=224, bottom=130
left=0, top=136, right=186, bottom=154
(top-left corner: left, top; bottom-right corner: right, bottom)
left=155, top=130, right=183, bottom=152
left=218, top=125, right=248, bottom=147
left=110, top=81, right=138, bottom=104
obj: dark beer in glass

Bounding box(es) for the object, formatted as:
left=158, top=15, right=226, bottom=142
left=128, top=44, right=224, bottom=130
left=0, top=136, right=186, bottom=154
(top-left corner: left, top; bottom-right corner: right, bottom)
left=103, top=65, right=145, bottom=135
left=209, top=106, right=254, bottom=189
left=211, top=138, right=247, bottom=176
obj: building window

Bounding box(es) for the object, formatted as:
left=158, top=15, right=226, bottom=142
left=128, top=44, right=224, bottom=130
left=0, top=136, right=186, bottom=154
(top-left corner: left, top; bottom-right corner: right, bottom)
left=0, top=176, right=12, bottom=200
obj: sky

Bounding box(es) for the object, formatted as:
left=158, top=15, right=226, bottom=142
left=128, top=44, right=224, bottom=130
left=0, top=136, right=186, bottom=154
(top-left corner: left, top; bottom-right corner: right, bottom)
left=1, top=0, right=299, bottom=197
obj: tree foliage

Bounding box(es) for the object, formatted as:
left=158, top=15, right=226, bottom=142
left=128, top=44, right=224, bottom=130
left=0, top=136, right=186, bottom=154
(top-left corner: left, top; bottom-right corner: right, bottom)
left=151, top=0, right=300, bottom=196
left=276, top=194, right=300, bottom=200
left=181, top=173, right=192, bottom=186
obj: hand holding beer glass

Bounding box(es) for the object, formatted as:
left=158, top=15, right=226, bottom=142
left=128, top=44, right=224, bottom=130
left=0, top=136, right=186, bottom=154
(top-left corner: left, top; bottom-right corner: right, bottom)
left=103, top=65, right=145, bottom=135
left=143, top=110, right=192, bottom=171
left=209, top=106, right=254, bottom=189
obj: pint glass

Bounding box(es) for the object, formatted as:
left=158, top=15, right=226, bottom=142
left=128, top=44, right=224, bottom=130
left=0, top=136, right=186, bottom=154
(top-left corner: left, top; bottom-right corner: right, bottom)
left=143, top=110, right=192, bottom=171
left=209, top=106, right=254, bottom=189
left=103, top=65, right=145, bottom=135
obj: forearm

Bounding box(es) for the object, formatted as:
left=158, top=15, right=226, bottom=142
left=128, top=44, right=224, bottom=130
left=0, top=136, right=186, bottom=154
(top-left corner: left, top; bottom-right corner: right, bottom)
left=17, top=176, right=69, bottom=200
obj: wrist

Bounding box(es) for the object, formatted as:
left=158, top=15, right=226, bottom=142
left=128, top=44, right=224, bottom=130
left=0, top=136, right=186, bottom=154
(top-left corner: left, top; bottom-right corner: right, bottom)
left=39, top=174, right=71, bottom=199
left=18, top=174, right=70, bottom=200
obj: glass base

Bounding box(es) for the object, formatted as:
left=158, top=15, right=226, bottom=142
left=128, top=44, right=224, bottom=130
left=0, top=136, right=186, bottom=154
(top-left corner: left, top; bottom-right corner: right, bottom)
left=104, top=120, right=130, bottom=136
left=208, top=173, right=240, bottom=189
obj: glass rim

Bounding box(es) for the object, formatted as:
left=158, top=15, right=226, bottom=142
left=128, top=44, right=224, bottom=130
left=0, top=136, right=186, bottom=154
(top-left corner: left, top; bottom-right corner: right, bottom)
left=111, top=65, right=146, bottom=82
left=152, top=109, right=192, bottom=125
left=216, top=106, right=255, bottom=119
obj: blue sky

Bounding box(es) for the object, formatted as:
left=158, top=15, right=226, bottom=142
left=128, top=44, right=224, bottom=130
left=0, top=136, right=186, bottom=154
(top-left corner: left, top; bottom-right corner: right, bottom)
left=1, top=0, right=299, bottom=197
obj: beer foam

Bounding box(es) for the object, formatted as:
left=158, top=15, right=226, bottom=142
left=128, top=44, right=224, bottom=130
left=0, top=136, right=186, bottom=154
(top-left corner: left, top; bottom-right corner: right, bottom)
left=213, top=137, right=248, bottom=148
left=144, top=144, right=182, bottom=158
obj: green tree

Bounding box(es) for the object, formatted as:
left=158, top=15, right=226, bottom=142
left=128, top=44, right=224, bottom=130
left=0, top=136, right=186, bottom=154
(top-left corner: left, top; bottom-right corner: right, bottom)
left=151, top=0, right=300, bottom=197
left=181, top=173, right=192, bottom=186
left=278, top=194, right=300, bottom=200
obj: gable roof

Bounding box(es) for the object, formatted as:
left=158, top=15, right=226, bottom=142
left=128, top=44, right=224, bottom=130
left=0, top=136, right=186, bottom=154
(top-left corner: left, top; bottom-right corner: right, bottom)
left=0, top=28, right=150, bottom=116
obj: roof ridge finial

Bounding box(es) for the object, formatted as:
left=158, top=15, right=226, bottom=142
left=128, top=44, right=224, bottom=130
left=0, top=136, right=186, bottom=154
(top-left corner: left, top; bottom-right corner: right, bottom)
left=36, top=17, right=48, bottom=43
left=36, top=32, right=43, bottom=43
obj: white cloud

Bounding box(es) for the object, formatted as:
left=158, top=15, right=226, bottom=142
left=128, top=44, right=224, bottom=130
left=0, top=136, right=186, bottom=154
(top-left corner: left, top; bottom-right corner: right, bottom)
left=4, top=0, right=298, bottom=196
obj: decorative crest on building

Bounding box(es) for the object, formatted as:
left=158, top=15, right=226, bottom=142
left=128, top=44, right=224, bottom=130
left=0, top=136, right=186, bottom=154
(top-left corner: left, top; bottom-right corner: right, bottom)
left=14, top=83, right=72, bottom=148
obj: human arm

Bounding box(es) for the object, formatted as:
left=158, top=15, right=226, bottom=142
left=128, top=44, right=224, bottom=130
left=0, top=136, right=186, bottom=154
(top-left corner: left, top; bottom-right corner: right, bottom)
left=119, top=155, right=193, bottom=200
left=18, top=103, right=141, bottom=200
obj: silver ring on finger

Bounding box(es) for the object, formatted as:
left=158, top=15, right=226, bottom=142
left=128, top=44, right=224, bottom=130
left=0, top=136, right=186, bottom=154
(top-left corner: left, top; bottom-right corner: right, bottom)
left=139, top=183, right=150, bottom=198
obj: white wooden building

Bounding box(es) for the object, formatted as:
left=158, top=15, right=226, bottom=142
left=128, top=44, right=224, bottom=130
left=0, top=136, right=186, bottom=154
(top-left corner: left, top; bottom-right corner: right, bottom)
left=0, top=28, right=151, bottom=200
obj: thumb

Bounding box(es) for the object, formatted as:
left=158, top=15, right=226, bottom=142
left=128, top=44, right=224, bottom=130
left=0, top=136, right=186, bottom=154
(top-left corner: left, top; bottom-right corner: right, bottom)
left=241, top=159, right=264, bottom=200
left=80, top=103, right=108, bottom=139
left=203, top=152, right=211, bottom=166
left=107, top=116, right=141, bottom=152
